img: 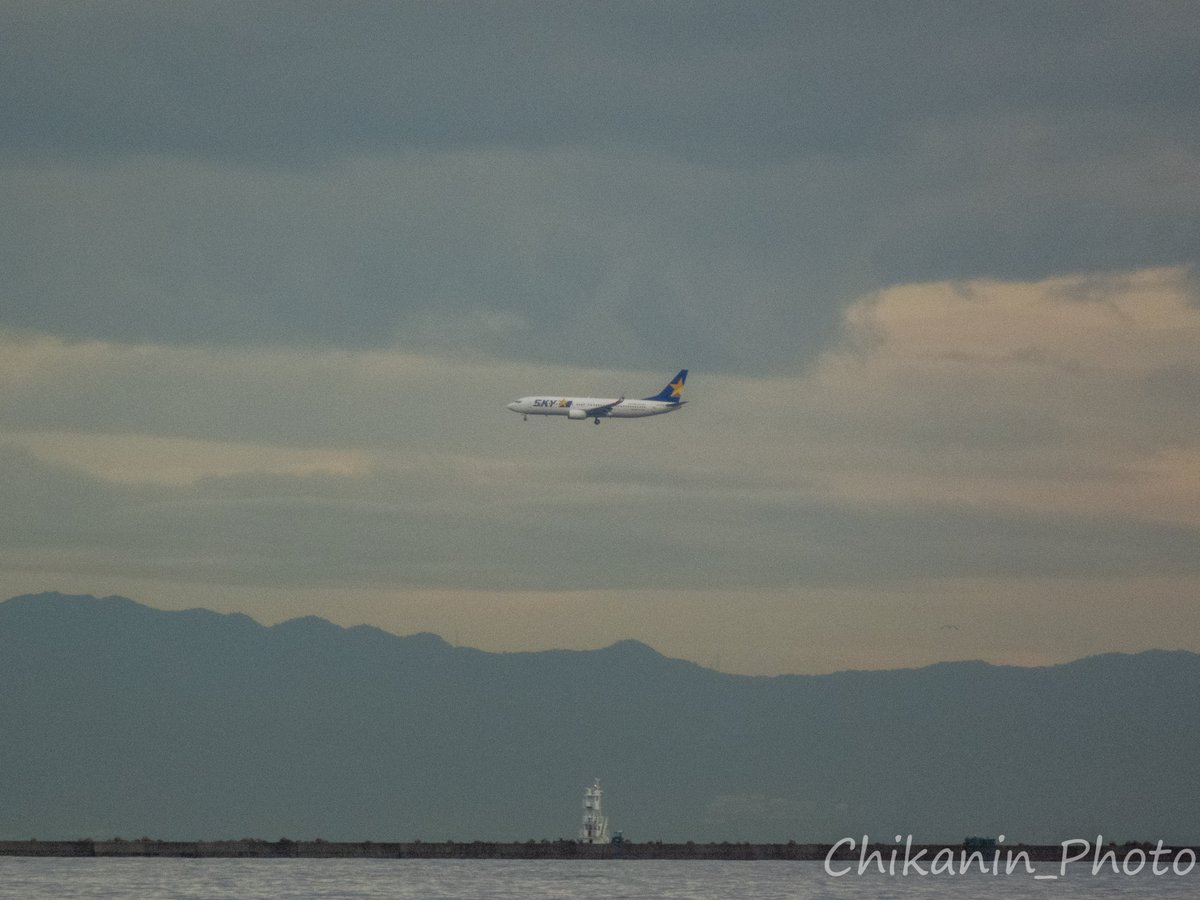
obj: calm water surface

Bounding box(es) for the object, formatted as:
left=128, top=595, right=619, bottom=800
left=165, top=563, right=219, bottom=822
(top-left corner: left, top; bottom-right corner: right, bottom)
left=0, top=858, right=1195, bottom=899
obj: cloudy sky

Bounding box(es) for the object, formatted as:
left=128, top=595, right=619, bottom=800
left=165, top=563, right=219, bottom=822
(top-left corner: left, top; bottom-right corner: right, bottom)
left=2, top=1, right=1198, bottom=674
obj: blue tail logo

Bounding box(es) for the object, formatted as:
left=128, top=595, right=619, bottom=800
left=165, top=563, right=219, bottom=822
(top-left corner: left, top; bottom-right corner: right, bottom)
left=644, top=369, right=688, bottom=403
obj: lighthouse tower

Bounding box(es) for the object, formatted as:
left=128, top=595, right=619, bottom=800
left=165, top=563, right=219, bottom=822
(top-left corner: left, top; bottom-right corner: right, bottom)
left=579, top=779, right=611, bottom=844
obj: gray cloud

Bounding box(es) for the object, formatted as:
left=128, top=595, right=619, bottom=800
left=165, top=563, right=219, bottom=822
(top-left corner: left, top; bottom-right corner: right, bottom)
left=4, top=440, right=1197, bottom=597
left=4, top=3, right=1196, bottom=162
left=1, top=3, right=1197, bottom=373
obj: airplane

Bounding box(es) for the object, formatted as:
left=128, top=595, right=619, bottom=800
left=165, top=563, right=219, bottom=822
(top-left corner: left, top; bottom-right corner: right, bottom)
left=506, top=369, right=687, bottom=424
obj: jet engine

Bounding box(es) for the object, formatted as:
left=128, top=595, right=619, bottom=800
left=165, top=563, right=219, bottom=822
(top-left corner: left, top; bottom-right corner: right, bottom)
left=567, top=408, right=588, bottom=420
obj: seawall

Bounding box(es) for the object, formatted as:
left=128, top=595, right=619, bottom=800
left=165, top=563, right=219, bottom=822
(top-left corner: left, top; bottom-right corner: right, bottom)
left=3, top=839, right=1188, bottom=861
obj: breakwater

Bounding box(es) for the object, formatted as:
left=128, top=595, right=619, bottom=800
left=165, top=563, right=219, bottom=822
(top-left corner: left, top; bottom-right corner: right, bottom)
left=0, top=839, right=1173, bottom=861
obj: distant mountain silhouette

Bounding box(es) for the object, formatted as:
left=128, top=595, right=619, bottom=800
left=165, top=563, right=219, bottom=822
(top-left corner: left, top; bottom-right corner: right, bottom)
left=2, top=592, right=1197, bottom=843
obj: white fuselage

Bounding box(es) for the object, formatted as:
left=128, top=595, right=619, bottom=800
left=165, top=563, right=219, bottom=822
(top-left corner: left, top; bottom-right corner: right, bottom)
left=506, top=396, right=683, bottom=419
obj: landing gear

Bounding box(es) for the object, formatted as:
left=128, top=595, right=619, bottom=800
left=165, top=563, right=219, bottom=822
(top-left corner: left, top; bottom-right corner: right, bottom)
left=594, top=418, right=600, bottom=424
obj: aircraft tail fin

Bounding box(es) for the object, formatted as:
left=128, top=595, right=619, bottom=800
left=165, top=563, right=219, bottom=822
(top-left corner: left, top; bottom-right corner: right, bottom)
left=644, top=369, right=687, bottom=403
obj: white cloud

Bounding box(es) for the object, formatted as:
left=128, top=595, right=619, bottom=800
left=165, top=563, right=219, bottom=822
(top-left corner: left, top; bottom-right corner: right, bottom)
left=803, top=267, right=1200, bottom=526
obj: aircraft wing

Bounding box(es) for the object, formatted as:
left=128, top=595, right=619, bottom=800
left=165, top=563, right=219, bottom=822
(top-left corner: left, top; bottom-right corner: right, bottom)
left=582, top=397, right=623, bottom=417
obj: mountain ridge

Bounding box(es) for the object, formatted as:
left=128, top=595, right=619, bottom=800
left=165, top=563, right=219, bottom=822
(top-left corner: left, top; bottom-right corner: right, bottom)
left=10, top=591, right=1187, bottom=677
left=2, top=591, right=1197, bottom=844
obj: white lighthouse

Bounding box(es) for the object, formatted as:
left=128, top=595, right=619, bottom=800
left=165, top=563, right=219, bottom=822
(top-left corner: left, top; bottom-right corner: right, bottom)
left=579, top=779, right=610, bottom=844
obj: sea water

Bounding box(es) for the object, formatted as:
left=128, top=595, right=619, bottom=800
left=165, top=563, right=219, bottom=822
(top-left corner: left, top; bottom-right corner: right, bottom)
left=0, top=858, right=1195, bottom=899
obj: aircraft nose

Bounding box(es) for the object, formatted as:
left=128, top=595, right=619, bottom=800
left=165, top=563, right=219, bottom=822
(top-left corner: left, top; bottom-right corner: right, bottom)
left=506, top=401, right=519, bottom=411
